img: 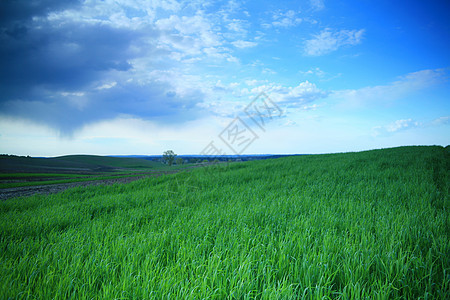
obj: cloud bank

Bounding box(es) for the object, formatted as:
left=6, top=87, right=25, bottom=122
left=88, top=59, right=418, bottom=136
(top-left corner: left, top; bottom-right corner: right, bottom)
left=0, top=0, right=232, bottom=135
left=333, top=69, right=446, bottom=107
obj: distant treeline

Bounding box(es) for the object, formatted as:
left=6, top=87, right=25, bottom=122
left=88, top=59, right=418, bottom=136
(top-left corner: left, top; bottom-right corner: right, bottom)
left=141, top=154, right=305, bottom=164
left=0, top=154, right=31, bottom=158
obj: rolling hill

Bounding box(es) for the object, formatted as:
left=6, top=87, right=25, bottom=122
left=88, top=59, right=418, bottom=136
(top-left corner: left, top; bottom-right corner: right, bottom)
left=0, top=154, right=161, bottom=173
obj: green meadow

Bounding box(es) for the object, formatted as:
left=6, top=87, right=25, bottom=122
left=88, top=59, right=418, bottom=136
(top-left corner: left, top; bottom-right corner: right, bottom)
left=0, top=155, right=192, bottom=189
left=0, top=173, right=141, bottom=189
left=0, top=146, right=448, bottom=299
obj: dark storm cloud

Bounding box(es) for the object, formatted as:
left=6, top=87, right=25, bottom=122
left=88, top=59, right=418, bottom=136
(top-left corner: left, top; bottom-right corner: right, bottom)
left=0, top=0, right=143, bottom=93
left=0, top=0, right=82, bottom=27
left=0, top=22, right=139, bottom=95
left=1, top=80, right=204, bottom=136
left=0, top=0, right=205, bottom=134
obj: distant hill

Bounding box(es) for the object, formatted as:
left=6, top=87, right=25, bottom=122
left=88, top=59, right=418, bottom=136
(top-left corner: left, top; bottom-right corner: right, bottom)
left=113, top=154, right=304, bottom=162
left=0, top=155, right=160, bottom=174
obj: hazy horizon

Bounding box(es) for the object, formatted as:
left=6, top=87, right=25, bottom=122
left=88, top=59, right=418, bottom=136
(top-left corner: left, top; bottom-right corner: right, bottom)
left=4, top=144, right=448, bottom=158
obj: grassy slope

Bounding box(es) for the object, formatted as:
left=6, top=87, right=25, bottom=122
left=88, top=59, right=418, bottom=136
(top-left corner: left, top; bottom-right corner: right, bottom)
left=0, top=155, right=184, bottom=188
left=52, top=155, right=192, bottom=171
left=0, top=173, right=93, bottom=179
left=52, top=155, right=160, bottom=169
left=0, top=146, right=448, bottom=298
left=0, top=155, right=160, bottom=173
left=0, top=174, right=148, bottom=189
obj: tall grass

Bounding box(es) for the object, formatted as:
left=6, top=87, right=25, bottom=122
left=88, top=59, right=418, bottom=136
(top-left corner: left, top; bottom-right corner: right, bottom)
left=0, top=146, right=448, bottom=299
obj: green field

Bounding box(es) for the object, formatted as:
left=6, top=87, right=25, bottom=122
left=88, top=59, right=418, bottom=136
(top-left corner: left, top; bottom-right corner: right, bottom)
left=0, top=155, right=193, bottom=189
left=0, top=146, right=448, bottom=298
left=0, top=154, right=181, bottom=174
left=0, top=173, right=147, bottom=189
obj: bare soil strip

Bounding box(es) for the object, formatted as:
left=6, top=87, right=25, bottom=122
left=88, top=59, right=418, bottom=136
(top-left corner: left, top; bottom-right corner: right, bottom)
left=0, top=171, right=180, bottom=201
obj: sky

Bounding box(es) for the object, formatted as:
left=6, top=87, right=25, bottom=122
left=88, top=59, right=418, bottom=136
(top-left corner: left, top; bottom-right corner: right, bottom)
left=0, top=0, right=449, bottom=156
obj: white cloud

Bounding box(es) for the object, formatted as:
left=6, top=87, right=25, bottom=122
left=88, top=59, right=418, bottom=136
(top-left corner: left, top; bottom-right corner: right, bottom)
left=372, top=119, right=421, bottom=136
left=187, top=79, right=328, bottom=119
left=196, top=100, right=246, bottom=118
left=432, top=116, right=450, bottom=125
left=61, top=92, right=85, bottom=97
left=262, top=68, right=277, bottom=74
left=249, top=60, right=264, bottom=67
left=304, top=28, right=365, bottom=56
left=213, top=80, right=241, bottom=92
left=310, top=0, right=325, bottom=11
left=301, top=104, right=320, bottom=111
left=283, top=119, right=297, bottom=126
left=231, top=40, right=257, bottom=48
left=298, top=67, right=342, bottom=81
left=265, top=10, right=302, bottom=28
left=47, top=0, right=182, bottom=29
left=249, top=81, right=327, bottom=109
left=385, top=119, right=420, bottom=132
left=225, top=18, right=249, bottom=37
left=96, top=82, right=117, bottom=90
left=245, top=79, right=268, bottom=86
left=156, top=14, right=223, bottom=57
left=334, top=69, right=446, bottom=107
left=299, top=67, right=326, bottom=78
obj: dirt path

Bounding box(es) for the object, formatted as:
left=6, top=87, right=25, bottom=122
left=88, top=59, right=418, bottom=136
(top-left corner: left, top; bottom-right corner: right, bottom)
left=0, top=171, right=181, bottom=201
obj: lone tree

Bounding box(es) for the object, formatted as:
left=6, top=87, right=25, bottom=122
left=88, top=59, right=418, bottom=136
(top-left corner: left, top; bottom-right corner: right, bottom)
left=176, top=157, right=183, bottom=165
left=162, top=150, right=177, bottom=166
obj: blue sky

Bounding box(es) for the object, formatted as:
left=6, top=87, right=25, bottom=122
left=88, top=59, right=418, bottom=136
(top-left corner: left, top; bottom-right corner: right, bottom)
left=0, top=0, right=449, bottom=156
